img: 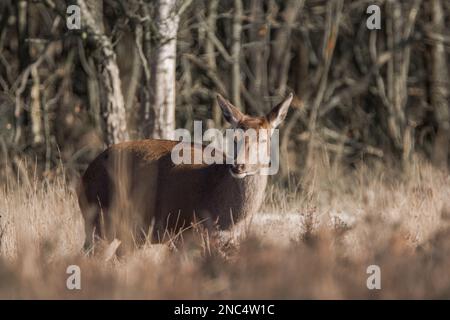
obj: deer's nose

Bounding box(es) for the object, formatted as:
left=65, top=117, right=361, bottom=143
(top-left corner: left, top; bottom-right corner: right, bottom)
left=232, top=164, right=245, bottom=173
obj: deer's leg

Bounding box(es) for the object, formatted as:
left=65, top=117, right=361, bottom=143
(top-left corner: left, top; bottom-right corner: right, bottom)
left=81, top=204, right=103, bottom=253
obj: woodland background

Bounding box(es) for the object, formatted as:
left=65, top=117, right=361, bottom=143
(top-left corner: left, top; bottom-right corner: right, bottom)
left=0, top=0, right=449, bottom=181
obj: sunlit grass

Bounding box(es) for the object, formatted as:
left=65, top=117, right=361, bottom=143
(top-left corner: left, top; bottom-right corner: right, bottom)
left=1, top=156, right=450, bottom=298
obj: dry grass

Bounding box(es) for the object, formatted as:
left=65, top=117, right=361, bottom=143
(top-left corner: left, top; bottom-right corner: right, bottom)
left=1, top=156, right=450, bottom=299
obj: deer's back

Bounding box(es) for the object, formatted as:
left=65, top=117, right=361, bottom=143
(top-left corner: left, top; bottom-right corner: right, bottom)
left=78, top=139, right=239, bottom=239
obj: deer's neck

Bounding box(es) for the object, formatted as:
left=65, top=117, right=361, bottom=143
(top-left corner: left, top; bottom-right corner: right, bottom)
left=215, top=171, right=268, bottom=219
left=237, top=173, right=268, bottom=214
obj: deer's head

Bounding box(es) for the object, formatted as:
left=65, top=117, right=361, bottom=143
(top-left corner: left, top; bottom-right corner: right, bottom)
left=217, top=93, right=293, bottom=179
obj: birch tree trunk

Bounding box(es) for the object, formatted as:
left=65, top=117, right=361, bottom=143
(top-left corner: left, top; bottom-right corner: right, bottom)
left=430, top=0, right=449, bottom=169
left=78, top=0, right=129, bottom=146
left=151, top=0, right=180, bottom=140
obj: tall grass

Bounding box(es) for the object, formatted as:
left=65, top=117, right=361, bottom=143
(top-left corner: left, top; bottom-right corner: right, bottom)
left=1, top=156, right=450, bottom=299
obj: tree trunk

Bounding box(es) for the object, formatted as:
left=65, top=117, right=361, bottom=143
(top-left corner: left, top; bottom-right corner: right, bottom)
left=249, top=0, right=269, bottom=112
left=305, top=0, right=343, bottom=170
left=13, top=0, right=29, bottom=144
left=138, top=2, right=153, bottom=138
left=78, top=0, right=129, bottom=146
left=205, top=0, right=221, bottom=126
left=430, top=0, right=449, bottom=169
left=30, top=65, right=43, bottom=145
left=231, top=0, right=242, bottom=110
left=269, top=0, right=303, bottom=96
left=151, top=0, right=180, bottom=140
left=384, top=0, right=421, bottom=162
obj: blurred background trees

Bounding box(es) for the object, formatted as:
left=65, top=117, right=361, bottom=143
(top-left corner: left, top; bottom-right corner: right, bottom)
left=0, top=0, right=449, bottom=182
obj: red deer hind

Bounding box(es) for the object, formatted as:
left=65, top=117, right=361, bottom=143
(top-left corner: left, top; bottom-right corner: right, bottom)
left=77, top=93, right=293, bottom=250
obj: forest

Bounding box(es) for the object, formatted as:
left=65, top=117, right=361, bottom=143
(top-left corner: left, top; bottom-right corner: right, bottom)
left=0, top=0, right=448, bottom=179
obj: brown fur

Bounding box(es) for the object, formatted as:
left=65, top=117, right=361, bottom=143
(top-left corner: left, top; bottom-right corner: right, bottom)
left=77, top=139, right=267, bottom=249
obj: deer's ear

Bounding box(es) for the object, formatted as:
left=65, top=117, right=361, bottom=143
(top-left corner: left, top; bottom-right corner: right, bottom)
left=267, top=93, right=293, bottom=128
left=217, top=94, right=244, bottom=126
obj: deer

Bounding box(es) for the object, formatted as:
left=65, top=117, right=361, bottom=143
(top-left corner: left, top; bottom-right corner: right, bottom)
left=77, top=93, right=293, bottom=251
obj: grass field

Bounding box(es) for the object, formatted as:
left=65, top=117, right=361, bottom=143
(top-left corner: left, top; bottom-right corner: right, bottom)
left=1, top=156, right=450, bottom=299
